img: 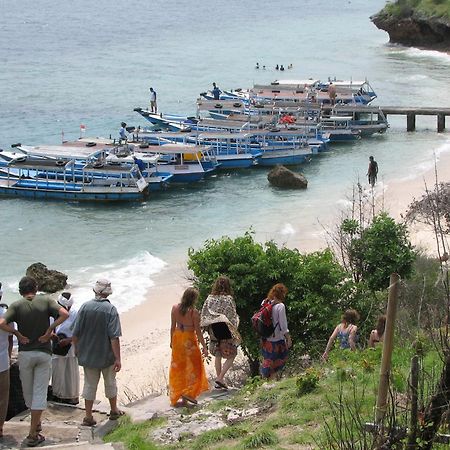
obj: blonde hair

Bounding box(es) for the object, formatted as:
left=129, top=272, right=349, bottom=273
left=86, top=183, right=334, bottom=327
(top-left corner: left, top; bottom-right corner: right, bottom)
left=179, top=287, right=199, bottom=316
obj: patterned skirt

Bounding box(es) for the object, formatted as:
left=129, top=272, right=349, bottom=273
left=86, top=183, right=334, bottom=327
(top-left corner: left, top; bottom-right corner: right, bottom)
left=169, top=329, right=209, bottom=406
left=260, top=339, right=288, bottom=378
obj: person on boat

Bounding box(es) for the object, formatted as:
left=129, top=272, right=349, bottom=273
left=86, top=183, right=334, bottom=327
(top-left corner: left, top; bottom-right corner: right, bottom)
left=322, top=309, right=359, bottom=361
left=275, top=64, right=279, bottom=70
left=280, top=64, right=285, bottom=71
left=119, top=122, right=128, bottom=142
left=72, top=279, right=124, bottom=427
left=200, top=276, right=241, bottom=390
left=0, top=276, right=69, bottom=448
left=169, top=287, right=209, bottom=407
left=51, top=292, right=79, bottom=406
left=328, top=82, right=337, bottom=105
left=149, top=87, right=157, bottom=113
left=255, top=62, right=260, bottom=69
left=260, top=283, right=292, bottom=380
left=212, top=82, right=221, bottom=100
left=367, top=155, right=378, bottom=187
left=368, top=315, right=386, bottom=348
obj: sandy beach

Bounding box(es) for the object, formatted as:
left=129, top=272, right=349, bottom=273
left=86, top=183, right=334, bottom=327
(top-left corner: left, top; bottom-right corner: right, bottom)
left=116, top=148, right=450, bottom=403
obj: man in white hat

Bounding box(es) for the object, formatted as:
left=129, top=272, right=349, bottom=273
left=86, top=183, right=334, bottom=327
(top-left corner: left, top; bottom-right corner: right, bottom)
left=72, top=279, right=123, bottom=426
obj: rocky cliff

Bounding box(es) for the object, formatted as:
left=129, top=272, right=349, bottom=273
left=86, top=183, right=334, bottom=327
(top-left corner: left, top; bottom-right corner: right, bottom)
left=371, top=5, right=450, bottom=50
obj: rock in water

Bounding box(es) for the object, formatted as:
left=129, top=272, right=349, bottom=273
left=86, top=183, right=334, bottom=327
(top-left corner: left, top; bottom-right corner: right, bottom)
left=26, top=263, right=68, bottom=293
left=267, top=165, right=308, bottom=189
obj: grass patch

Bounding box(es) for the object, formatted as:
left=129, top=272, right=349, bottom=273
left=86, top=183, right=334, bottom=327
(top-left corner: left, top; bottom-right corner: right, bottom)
left=190, top=424, right=250, bottom=450
left=241, top=428, right=279, bottom=448
left=104, top=416, right=166, bottom=450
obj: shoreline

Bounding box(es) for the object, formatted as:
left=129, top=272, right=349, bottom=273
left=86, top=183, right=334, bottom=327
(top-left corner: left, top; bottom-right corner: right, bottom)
left=116, top=147, right=450, bottom=402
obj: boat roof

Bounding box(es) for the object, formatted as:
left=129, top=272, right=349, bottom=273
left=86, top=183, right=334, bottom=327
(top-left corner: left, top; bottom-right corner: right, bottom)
left=197, top=99, right=246, bottom=110
left=18, top=145, right=100, bottom=159
left=148, top=144, right=205, bottom=155
left=329, top=80, right=368, bottom=87
left=196, top=132, right=254, bottom=140
left=271, top=79, right=320, bottom=86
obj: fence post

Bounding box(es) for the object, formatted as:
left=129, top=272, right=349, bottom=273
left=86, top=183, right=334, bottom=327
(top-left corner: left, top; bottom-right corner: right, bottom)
left=376, top=273, right=401, bottom=423
left=407, top=355, right=420, bottom=448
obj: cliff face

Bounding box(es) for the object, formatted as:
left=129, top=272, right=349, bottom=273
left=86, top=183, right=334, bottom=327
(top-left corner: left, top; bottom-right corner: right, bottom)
left=371, top=8, right=450, bottom=50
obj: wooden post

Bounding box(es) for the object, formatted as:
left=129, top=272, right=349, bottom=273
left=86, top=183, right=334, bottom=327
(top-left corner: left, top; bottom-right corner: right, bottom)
left=376, top=273, right=401, bottom=423
left=437, top=114, right=445, bottom=133
left=407, top=355, right=420, bottom=448
left=407, top=114, right=416, bottom=132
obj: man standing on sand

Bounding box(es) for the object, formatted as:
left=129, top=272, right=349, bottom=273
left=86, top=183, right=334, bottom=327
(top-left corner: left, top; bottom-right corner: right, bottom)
left=149, top=87, right=157, bottom=113
left=367, top=155, right=378, bottom=187
left=72, top=279, right=123, bottom=427
left=0, top=276, right=69, bottom=447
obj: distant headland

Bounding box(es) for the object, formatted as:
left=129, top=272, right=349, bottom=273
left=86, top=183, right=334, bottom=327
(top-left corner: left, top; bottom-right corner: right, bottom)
left=371, top=0, right=450, bottom=51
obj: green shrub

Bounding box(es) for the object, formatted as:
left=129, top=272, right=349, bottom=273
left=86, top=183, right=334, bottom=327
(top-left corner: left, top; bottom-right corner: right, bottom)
left=296, top=367, right=322, bottom=396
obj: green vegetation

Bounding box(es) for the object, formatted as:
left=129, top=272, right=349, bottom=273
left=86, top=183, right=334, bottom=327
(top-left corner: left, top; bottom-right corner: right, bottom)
left=383, top=0, right=450, bottom=19
left=105, top=347, right=448, bottom=449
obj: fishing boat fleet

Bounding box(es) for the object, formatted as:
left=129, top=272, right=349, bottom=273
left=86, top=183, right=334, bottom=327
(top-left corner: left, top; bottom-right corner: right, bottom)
left=0, top=78, right=388, bottom=202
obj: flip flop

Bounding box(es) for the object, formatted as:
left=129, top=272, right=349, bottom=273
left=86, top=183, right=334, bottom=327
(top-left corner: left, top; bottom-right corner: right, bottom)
left=109, top=410, right=125, bottom=420
left=181, top=395, right=198, bottom=405
left=215, top=380, right=228, bottom=390
left=24, top=433, right=45, bottom=447
left=82, top=417, right=97, bottom=427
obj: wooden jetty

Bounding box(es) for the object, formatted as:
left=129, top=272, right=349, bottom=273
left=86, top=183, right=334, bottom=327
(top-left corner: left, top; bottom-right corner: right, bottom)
left=380, top=106, right=450, bottom=132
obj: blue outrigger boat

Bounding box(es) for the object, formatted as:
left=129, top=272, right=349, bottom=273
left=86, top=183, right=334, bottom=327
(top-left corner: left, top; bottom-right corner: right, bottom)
left=0, top=151, right=149, bottom=201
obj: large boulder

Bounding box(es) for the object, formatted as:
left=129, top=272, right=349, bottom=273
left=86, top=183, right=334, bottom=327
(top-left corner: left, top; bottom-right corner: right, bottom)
left=267, top=165, right=308, bottom=189
left=26, top=263, right=68, bottom=293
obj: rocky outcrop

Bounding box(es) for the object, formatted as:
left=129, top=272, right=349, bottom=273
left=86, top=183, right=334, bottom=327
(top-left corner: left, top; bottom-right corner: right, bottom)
left=371, top=8, right=450, bottom=50
left=268, top=165, right=307, bottom=189
left=26, top=263, right=68, bottom=293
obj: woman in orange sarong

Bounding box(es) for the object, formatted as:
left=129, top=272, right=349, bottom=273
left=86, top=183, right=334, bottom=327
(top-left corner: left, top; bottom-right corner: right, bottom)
left=169, top=288, right=209, bottom=406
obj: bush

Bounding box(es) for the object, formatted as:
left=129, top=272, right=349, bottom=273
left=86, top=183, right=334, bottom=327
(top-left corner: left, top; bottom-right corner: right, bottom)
left=187, top=232, right=368, bottom=373
left=296, top=367, right=322, bottom=396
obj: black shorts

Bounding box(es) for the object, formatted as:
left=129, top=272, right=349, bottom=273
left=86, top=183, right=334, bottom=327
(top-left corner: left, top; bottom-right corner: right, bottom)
left=211, top=322, right=232, bottom=341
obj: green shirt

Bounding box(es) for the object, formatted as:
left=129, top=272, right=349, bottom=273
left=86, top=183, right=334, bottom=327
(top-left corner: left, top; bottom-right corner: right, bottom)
left=4, top=295, right=61, bottom=354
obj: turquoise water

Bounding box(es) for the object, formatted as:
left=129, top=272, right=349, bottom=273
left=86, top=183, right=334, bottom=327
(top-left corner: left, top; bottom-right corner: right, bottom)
left=2, top=0, right=450, bottom=310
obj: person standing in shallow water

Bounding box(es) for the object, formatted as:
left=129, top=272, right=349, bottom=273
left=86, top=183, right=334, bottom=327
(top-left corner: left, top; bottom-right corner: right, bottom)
left=169, top=287, right=209, bottom=406
left=367, top=155, right=378, bottom=187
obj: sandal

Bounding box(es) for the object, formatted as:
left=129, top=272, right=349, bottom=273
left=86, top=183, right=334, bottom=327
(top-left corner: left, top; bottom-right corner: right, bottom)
left=215, top=380, right=228, bottom=390
left=81, top=417, right=97, bottom=427
left=181, top=395, right=198, bottom=405
left=24, top=433, right=45, bottom=447
left=108, top=410, right=125, bottom=421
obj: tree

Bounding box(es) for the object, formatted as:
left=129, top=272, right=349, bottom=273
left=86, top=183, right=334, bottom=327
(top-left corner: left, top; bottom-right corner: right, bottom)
left=187, top=232, right=362, bottom=375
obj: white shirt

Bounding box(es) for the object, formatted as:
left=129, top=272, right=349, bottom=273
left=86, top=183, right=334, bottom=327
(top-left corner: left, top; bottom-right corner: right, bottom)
left=0, top=306, right=11, bottom=372
left=150, top=91, right=156, bottom=101
left=267, top=302, right=289, bottom=342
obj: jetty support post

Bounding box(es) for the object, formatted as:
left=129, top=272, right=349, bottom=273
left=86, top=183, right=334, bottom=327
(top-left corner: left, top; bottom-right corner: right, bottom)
left=376, top=273, right=401, bottom=424
left=407, top=114, right=416, bottom=132
left=438, top=114, right=445, bottom=133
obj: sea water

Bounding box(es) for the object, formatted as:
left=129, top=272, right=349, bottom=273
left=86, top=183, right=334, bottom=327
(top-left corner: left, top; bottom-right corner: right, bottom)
left=1, top=0, right=450, bottom=310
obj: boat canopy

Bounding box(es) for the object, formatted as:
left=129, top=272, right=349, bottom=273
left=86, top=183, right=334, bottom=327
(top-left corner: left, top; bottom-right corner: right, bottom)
left=18, top=145, right=99, bottom=160
left=151, top=144, right=206, bottom=155
left=270, top=79, right=320, bottom=86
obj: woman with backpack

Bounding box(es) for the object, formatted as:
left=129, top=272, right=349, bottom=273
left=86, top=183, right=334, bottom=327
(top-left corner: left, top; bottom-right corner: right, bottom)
left=200, top=276, right=241, bottom=390
left=260, top=283, right=292, bottom=380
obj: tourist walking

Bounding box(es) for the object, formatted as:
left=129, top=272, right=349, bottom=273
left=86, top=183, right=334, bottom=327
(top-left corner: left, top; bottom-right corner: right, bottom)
left=51, top=292, right=79, bottom=405
left=149, top=87, right=157, bottom=113
left=322, top=309, right=359, bottom=361
left=200, top=276, right=241, bottom=390
left=0, top=285, right=13, bottom=439
left=72, top=279, right=123, bottom=426
left=212, top=82, right=221, bottom=101
left=260, top=283, right=292, bottom=380
left=169, top=287, right=209, bottom=406
left=0, top=276, right=69, bottom=447
left=367, top=155, right=378, bottom=187
left=368, top=314, right=386, bottom=348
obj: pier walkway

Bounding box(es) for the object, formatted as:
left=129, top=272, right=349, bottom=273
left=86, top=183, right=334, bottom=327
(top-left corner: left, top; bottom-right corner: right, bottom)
left=380, top=106, right=450, bottom=132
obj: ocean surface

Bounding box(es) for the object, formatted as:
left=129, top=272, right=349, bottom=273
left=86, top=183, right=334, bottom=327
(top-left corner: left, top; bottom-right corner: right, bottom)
left=2, top=0, right=450, bottom=311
